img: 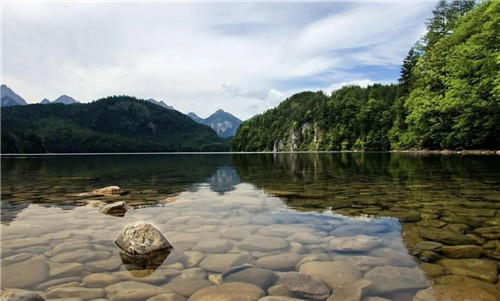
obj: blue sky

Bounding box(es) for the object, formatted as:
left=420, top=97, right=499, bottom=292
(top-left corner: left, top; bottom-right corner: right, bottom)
left=2, top=1, right=436, bottom=120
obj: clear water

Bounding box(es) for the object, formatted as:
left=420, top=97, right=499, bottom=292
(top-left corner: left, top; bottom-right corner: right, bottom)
left=1, top=153, right=499, bottom=300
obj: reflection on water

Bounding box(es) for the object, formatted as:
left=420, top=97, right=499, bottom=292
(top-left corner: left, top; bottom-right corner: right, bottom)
left=1, top=153, right=499, bottom=300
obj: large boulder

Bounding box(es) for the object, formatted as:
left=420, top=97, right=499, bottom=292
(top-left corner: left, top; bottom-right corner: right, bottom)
left=115, top=222, right=172, bottom=255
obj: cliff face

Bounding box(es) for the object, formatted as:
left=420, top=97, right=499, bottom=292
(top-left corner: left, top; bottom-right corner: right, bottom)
left=273, top=122, right=323, bottom=152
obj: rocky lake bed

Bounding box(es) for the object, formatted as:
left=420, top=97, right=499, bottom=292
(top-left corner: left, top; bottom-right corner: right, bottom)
left=1, top=153, right=500, bottom=301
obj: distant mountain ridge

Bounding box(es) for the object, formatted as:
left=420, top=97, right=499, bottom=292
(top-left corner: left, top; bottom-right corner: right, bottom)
left=188, top=109, right=243, bottom=138
left=1, top=84, right=28, bottom=107
left=146, top=98, right=175, bottom=110
left=41, top=95, right=79, bottom=105
left=1, top=96, right=230, bottom=153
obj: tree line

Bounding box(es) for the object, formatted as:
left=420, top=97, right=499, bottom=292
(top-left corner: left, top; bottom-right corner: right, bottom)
left=233, top=1, right=499, bottom=151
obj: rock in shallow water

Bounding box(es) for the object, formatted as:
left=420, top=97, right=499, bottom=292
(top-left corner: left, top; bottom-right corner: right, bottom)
left=100, top=201, right=130, bottom=217
left=329, top=235, right=382, bottom=252
left=115, top=222, right=172, bottom=255
left=298, top=261, right=362, bottom=290
left=278, top=272, right=331, bottom=300
left=1, top=289, right=45, bottom=301
left=92, top=186, right=122, bottom=196
left=363, top=266, right=430, bottom=295
left=438, top=259, right=498, bottom=284
left=187, top=282, right=264, bottom=301
left=419, top=228, right=478, bottom=245
left=1, top=258, right=49, bottom=289
left=225, top=268, right=277, bottom=290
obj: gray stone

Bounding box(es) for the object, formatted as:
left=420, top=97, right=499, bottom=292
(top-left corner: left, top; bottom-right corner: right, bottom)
left=225, top=268, right=277, bottom=290
left=267, top=284, right=294, bottom=297
left=238, top=235, right=289, bottom=252
left=256, top=253, right=301, bottom=271
left=368, top=247, right=417, bottom=267
left=36, top=277, right=82, bottom=291
left=298, top=261, right=362, bottom=290
left=46, top=287, right=105, bottom=299
left=327, top=279, right=372, bottom=301
left=147, top=293, right=186, bottom=301
left=50, top=249, right=98, bottom=264
left=183, top=251, right=205, bottom=268
left=278, top=272, right=331, bottom=300
left=1, top=258, right=49, bottom=289
left=82, top=273, right=120, bottom=287
left=199, top=254, right=251, bottom=272
left=364, top=266, right=430, bottom=295
left=220, top=225, right=261, bottom=240
left=163, top=279, right=213, bottom=298
left=188, top=282, right=265, bottom=301
left=115, top=222, right=172, bottom=255
left=329, top=235, right=382, bottom=252
left=92, top=186, right=121, bottom=195
left=100, top=201, right=130, bottom=216
left=178, top=268, right=207, bottom=280
left=105, top=281, right=171, bottom=301
left=0, top=289, right=45, bottom=301
left=85, top=257, right=122, bottom=272
left=48, top=262, right=84, bottom=278
left=191, top=239, right=233, bottom=253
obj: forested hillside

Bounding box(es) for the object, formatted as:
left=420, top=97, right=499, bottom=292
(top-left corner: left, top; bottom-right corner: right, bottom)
left=233, top=0, right=499, bottom=152
left=1, top=96, right=230, bottom=153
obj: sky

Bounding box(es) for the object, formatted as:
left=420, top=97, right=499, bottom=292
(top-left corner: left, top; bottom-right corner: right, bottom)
left=2, top=1, right=436, bottom=120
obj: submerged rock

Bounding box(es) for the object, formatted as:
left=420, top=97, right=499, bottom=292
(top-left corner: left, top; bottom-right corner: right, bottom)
left=298, top=261, right=362, bottom=290
left=93, top=185, right=122, bottom=196
left=441, top=245, right=482, bottom=259
left=438, top=259, right=498, bottom=284
left=100, top=201, right=130, bottom=217
left=329, top=235, right=382, bottom=252
left=224, top=268, right=277, bottom=290
left=1, top=289, right=45, bottom=301
left=419, top=228, right=478, bottom=245
left=278, top=271, right=331, bottom=300
left=1, top=258, right=49, bottom=289
left=115, top=222, right=172, bottom=255
left=364, top=266, right=430, bottom=295
left=188, top=282, right=264, bottom=301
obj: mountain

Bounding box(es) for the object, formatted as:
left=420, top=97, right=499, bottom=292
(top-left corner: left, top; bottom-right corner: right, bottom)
left=146, top=98, right=175, bottom=110
left=41, top=95, right=78, bottom=105
left=1, top=96, right=230, bottom=153
left=187, top=112, right=203, bottom=123
left=188, top=109, right=243, bottom=138
left=1, top=85, right=28, bottom=107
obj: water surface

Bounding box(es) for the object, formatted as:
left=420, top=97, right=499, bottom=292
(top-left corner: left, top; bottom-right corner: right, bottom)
left=2, top=153, right=499, bottom=300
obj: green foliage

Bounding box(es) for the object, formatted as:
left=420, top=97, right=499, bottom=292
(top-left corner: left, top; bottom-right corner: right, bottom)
left=1, top=96, right=230, bottom=153
left=402, top=1, right=500, bottom=149
left=233, top=85, right=398, bottom=151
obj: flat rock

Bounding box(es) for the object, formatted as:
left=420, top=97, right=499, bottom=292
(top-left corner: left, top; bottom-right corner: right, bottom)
left=333, top=256, right=391, bottom=272
left=414, top=241, right=443, bottom=252
left=183, top=251, right=205, bottom=268
left=48, top=262, right=84, bottom=278
left=419, top=228, right=478, bottom=245
left=413, top=285, right=497, bottom=301
left=163, top=279, right=213, bottom=298
left=364, top=266, right=430, bottom=295
left=298, top=261, right=362, bottom=289
left=100, top=201, right=130, bottom=216
left=1, top=257, right=49, bottom=289
left=199, top=254, right=250, bottom=272
left=419, top=263, right=445, bottom=278
left=433, top=275, right=499, bottom=296
left=50, top=249, right=98, bottom=264
left=85, top=257, right=122, bottom=272
left=147, top=293, right=186, bottom=301
left=278, top=272, right=331, bottom=300
left=188, top=282, right=264, bottom=301
left=441, top=245, right=482, bottom=259
left=1, top=289, right=45, bottom=301
left=115, top=222, right=172, bottom=255
left=225, top=268, right=277, bottom=290
left=105, top=281, right=171, bottom=301
left=82, top=273, right=120, bottom=287
left=256, top=253, right=301, bottom=271
left=191, top=239, right=233, bottom=253
left=46, top=287, right=105, bottom=299
left=220, top=225, right=262, bottom=240
left=368, top=247, right=417, bottom=267
left=329, top=235, right=382, bottom=252
left=258, top=297, right=306, bottom=301
left=178, top=268, right=207, bottom=280
left=438, top=259, right=498, bottom=283
left=287, top=232, right=321, bottom=245
left=238, top=235, right=289, bottom=252
left=93, top=186, right=121, bottom=196
left=36, top=277, right=82, bottom=291
left=327, top=279, right=372, bottom=301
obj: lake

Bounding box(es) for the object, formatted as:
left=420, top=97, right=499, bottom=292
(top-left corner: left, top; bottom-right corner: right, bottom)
left=1, top=153, right=499, bottom=301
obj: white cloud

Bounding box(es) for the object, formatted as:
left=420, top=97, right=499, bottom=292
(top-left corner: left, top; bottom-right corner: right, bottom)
left=1, top=1, right=434, bottom=120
